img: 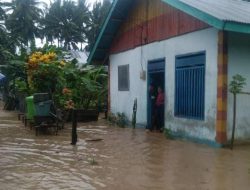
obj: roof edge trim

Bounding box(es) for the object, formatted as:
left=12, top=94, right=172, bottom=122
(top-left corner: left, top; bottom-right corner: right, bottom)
left=224, top=21, right=250, bottom=34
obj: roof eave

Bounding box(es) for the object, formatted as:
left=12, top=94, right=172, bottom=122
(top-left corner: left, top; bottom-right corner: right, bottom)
left=224, top=22, right=250, bottom=34
left=87, top=0, right=119, bottom=64
left=161, top=0, right=250, bottom=34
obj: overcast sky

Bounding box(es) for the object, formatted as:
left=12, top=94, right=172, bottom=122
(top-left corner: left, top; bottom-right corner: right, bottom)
left=43, top=0, right=102, bottom=7
left=2, top=0, right=103, bottom=8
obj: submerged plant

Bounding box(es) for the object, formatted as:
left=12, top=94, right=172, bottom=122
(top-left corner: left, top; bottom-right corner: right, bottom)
left=229, top=74, right=246, bottom=150
left=88, top=157, right=98, bottom=165
left=116, top=112, right=128, bottom=128
left=164, top=128, right=174, bottom=139
left=107, top=113, right=117, bottom=124
left=107, top=112, right=128, bottom=128
left=229, top=74, right=246, bottom=94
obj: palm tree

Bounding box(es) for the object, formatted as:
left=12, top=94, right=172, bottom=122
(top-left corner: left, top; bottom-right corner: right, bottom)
left=85, top=0, right=112, bottom=51
left=60, top=0, right=80, bottom=49
left=5, top=0, right=46, bottom=47
left=0, top=2, right=12, bottom=30
left=42, top=0, right=89, bottom=50
left=75, top=0, right=90, bottom=50
left=0, top=2, right=16, bottom=63
left=42, top=0, right=62, bottom=45
left=0, top=3, right=6, bottom=21
left=0, top=1, right=13, bottom=20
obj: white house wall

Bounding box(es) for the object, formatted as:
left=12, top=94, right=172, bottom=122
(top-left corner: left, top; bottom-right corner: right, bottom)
left=228, top=32, right=250, bottom=140
left=110, top=28, right=218, bottom=142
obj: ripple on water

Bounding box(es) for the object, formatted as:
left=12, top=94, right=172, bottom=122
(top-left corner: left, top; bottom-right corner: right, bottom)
left=1, top=116, right=250, bottom=190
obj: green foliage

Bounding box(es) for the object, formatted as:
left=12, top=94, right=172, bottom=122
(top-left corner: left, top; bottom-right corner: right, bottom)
left=35, top=44, right=64, bottom=56
left=0, top=45, right=14, bottom=65
left=107, top=112, right=116, bottom=123
left=26, top=48, right=67, bottom=106
left=229, top=74, right=247, bottom=149
left=13, top=79, right=28, bottom=93
left=0, top=58, right=28, bottom=108
left=32, top=63, right=64, bottom=93
left=0, top=29, right=16, bottom=65
left=164, top=128, right=174, bottom=139
left=63, top=65, right=108, bottom=110
left=107, top=112, right=128, bottom=128
left=0, top=0, right=111, bottom=111
left=1, top=60, right=27, bottom=83
left=42, top=0, right=90, bottom=50
left=229, top=74, right=246, bottom=94
left=25, top=47, right=108, bottom=110
left=85, top=0, right=112, bottom=51
left=116, top=112, right=128, bottom=128
left=0, top=2, right=7, bottom=21
left=5, top=0, right=46, bottom=46
left=1, top=0, right=112, bottom=52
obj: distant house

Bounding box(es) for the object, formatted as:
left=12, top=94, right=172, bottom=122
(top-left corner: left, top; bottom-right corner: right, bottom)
left=64, top=50, right=88, bottom=67
left=88, top=0, right=250, bottom=146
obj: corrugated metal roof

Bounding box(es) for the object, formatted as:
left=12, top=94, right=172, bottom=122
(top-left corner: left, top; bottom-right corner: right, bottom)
left=89, top=0, right=250, bottom=63
left=180, top=0, right=250, bottom=24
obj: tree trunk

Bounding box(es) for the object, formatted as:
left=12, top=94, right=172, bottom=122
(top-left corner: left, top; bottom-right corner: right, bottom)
left=231, top=93, right=237, bottom=150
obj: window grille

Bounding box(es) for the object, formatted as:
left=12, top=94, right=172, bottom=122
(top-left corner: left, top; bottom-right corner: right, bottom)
left=175, top=52, right=205, bottom=120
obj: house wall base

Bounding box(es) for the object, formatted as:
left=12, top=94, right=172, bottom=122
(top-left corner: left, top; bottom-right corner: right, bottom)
left=166, top=129, right=223, bottom=148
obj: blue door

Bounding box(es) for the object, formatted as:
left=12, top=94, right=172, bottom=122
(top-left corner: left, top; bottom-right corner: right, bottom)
left=147, top=59, right=165, bottom=130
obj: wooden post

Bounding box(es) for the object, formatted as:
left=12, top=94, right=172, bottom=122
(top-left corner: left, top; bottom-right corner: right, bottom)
left=71, top=109, right=78, bottom=145
left=231, top=93, right=237, bottom=150
left=132, top=98, right=137, bottom=128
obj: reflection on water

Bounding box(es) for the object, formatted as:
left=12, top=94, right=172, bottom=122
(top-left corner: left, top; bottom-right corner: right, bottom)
left=0, top=110, right=250, bottom=190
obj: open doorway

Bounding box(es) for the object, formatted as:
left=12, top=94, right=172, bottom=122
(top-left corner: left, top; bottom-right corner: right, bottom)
left=147, top=59, right=165, bottom=131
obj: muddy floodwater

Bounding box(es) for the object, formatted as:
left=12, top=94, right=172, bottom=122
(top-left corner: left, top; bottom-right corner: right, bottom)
left=1, top=110, right=250, bottom=190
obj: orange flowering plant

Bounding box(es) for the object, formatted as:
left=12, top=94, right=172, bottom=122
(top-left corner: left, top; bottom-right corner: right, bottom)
left=60, top=87, right=75, bottom=109
left=24, top=46, right=108, bottom=111
left=27, top=50, right=67, bottom=94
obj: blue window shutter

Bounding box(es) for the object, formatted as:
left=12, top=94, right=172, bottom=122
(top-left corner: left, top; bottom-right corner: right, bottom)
left=175, top=52, right=205, bottom=120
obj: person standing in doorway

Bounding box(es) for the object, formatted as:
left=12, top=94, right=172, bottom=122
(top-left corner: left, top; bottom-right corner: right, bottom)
left=147, top=81, right=157, bottom=131
left=155, top=86, right=164, bottom=132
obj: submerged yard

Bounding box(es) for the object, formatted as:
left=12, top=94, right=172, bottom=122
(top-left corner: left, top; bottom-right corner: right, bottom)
left=0, top=108, right=250, bottom=190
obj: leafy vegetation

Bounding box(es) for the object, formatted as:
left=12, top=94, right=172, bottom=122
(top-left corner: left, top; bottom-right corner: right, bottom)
left=5, top=0, right=45, bottom=47
left=229, top=74, right=246, bottom=94
left=24, top=47, right=107, bottom=110
left=0, top=0, right=111, bottom=111
left=0, top=0, right=112, bottom=51
left=229, top=74, right=246, bottom=149
left=108, top=112, right=128, bottom=128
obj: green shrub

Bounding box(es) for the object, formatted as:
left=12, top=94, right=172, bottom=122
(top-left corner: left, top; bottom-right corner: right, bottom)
left=107, top=112, right=128, bottom=128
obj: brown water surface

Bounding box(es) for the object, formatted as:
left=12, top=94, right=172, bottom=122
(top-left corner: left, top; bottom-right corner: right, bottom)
left=0, top=109, right=250, bottom=190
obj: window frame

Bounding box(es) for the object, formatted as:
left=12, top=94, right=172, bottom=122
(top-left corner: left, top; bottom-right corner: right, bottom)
left=118, top=64, right=130, bottom=91
left=174, top=51, right=206, bottom=120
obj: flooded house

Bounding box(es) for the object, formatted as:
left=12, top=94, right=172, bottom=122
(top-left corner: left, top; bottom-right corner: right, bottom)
left=88, top=0, right=250, bottom=146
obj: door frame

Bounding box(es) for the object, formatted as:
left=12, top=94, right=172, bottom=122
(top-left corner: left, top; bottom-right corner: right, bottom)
left=147, top=58, right=165, bottom=129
